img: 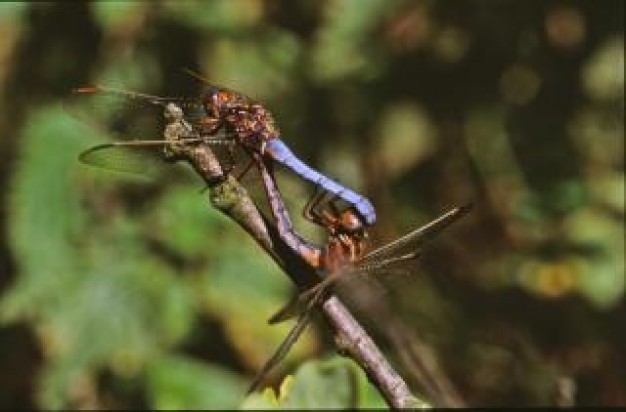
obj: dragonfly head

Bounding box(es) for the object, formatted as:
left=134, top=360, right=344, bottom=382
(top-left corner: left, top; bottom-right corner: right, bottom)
left=329, top=208, right=369, bottom=261
left=202, top=86, right=233, bottom=117
left=335, top=208, right=368, bottom=241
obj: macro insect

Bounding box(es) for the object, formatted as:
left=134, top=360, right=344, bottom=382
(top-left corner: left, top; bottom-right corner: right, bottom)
left=72, top=83, right=376, bottom=229
left=67, top=82, right=469, bottom=394
left=246, top=155, right=471, bottom=391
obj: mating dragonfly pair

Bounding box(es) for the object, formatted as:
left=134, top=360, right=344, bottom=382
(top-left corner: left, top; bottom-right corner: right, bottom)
left=69, top=80, right=470, bottom=392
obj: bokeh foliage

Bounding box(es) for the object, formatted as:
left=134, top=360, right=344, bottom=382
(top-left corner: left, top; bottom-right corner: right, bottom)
left=0, top=0, right=623, bottom=408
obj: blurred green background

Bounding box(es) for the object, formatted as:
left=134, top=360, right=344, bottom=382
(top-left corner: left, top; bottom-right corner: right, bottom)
left=0, top=0, right=623, bottom=408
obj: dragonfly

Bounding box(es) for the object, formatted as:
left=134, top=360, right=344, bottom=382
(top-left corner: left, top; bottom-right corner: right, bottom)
left=246, top=155, right=472, bottom=392
left=70, top=85, right=282, bottom=256
left=70, top=83, right=376, bottom=227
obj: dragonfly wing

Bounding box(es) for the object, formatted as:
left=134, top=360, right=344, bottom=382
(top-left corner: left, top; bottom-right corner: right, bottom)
left=319, top=207, right=471, bottom=294
left=65, top=87, right=173, bottom=178
left=78, top=143, right=169, bottom=180
left=257, top=256, right=418, bottom=391
left=269, top=265, right=356, bottom=325
left=351, top=252, right=421, bottom=279
left=255, top=207, right=471, bottom=394
left=65, top=86, right=235, bottom=180
left=269, top=206, right=471, bottom=325
left=248, top=308, right=313, bottom=393
left=268, top=293, right=304, bottom=325
left=359, top=204, right=472, bottom=266
left=64, top=86, right=168, bottom=140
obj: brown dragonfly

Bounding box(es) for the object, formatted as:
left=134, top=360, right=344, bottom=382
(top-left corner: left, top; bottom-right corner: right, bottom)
left=246, top=155, right=472, bottom=392
left=66, top=83, right=470, bottom=394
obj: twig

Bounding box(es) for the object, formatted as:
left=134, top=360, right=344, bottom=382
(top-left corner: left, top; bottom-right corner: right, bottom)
left=179, top=143, right=426, bottom=409
left=323, top=296, right=427, bottom=408
left=336, top=274, right=465, bottom=407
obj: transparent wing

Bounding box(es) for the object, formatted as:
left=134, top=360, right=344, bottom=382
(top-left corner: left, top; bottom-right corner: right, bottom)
left=64, top=86, right=183, bottom=139
left=247, top=309, right=313, bottom=393
left=78, top=142, right=178, bottom=179
left=268, top=205, right=472, bottom=324
left=358, top=204, right=472, bottom=267
left=267, top=253, right=416, bottom=325
left=65, top=85, right=234, bottom=179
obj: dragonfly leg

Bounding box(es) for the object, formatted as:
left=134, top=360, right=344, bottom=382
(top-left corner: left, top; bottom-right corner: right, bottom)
left=325, top=193, right=343, bottom=217
left=305, top=189, right=347, bottom=231
left=303, top=186, right=329, bottom=226
left=233, top=157, right=254, bottom=181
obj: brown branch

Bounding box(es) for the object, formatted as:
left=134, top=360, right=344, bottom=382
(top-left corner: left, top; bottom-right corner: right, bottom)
left=180, top=144, right=426, bottom=409
left=338, top=276, right=465, bottom=407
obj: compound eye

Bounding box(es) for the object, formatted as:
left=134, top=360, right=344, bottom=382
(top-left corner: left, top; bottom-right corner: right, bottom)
left=340, top=209, right=364, bottom=233
left=217, top=91, right=229, bottom=102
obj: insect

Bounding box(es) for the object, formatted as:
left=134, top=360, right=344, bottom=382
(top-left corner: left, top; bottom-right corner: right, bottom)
left=71, top=84, right=376, bottom=227
left=73, top=91, right=277, bottom=254
left=247, top=156, right=472, bottom=392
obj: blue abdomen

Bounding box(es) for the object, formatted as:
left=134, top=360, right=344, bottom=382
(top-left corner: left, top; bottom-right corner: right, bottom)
left=264, top=139, right=376, bottom=225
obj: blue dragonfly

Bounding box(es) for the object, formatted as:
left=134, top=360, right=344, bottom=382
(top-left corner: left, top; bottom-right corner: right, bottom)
left=70, top=84, right=376, bottom=229
left=66, top=85, right=469, bottom=394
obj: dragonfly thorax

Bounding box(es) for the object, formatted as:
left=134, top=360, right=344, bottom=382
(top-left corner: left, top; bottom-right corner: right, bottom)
left=202, top=87, right=246, bottom=117
left=323, top=230, right=368, bottom=273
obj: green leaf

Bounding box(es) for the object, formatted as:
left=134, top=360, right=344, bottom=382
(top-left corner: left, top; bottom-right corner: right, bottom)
left=92, top=2, right=146, bottom=32
left=2, top=106, right=199, bottom=408
left=146, top=353, right=247, bottom=409
left=311, top=0, right=396, bottom=80
left=2, top=106, right=94, bottom=322
left=164, top=0, right=263, bottom=33
left=243, top=357, right=388, bottom=409
left=199, top=236, right=319, bottom=370
left=144, top=184, right=229, bottom=261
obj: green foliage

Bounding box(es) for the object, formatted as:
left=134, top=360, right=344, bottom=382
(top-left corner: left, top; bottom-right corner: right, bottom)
left=563, top=208, right=625, bottom=308
left=0, top=105, right=309, bottom=408
left=0, top=2, right=27, bottom=21
left=241, top=357, right=390, bottom=409
left=163, top=0, right=264, bottom=33
left=146, top=353, right=246, bottom=409
left=0, top=0, right=623, bottom=408
left=2, top=106, right=92, bottom=322
left=311, top=0, right=398, bottom=81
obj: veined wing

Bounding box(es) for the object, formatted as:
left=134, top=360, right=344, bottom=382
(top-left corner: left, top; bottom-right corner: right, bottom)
left=266, top=252, right=417, bottom=325
left=356, top=204, right=472, bottom=268
left=249, top=249, right=417, bottom=392
left=247, top=308, right=314, bottom=394
left=315, top=204, right=473, bottom=299
left=77, top=139, right=199, bottom=179
left=250, top=205, right=472, bottom=390
left=65, top=85, right=203, bottom=140
left=66, top=85, right=233, bottom=178
left=268, top=204, right=472, bottom=325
